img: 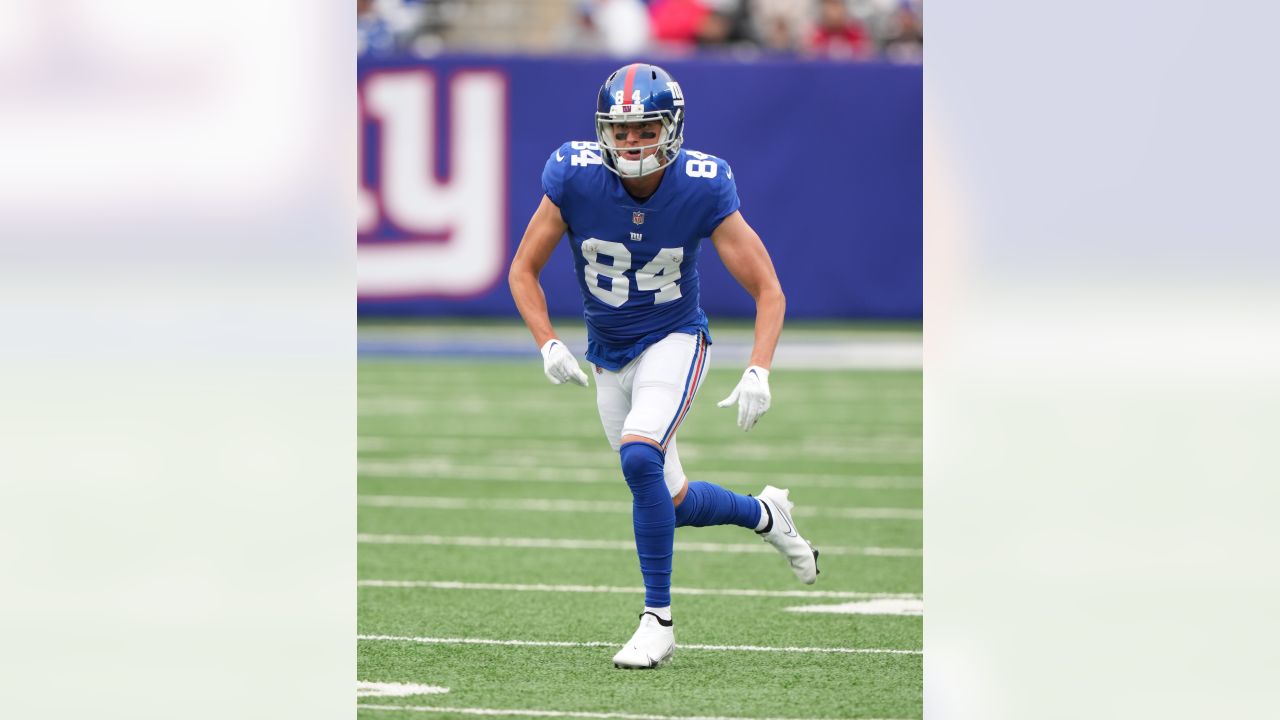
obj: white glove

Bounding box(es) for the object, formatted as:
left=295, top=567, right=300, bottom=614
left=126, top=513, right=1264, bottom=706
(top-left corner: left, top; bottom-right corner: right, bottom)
left=540, top=339, right=589, bottom=387
left=717, top=365, right=771, bottom=431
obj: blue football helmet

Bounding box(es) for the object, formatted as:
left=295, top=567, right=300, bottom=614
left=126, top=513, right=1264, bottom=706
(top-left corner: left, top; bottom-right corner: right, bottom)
left=595, top=63, right=686, bottom=178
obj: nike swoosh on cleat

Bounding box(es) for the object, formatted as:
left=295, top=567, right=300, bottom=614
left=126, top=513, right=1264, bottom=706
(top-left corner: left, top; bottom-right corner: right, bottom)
left=777, top=507, right=797, bottom=537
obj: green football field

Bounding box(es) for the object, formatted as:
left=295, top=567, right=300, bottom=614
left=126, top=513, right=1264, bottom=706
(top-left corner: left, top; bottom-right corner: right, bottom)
left=358, top=354, right=922, bottom=719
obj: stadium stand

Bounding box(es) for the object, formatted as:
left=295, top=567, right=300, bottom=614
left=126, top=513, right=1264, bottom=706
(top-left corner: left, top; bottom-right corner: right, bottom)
left=358, top=0, right=922, bottom=61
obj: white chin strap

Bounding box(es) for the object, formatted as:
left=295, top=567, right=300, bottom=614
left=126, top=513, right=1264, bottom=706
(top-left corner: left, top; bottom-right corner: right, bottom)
left=614, top=153, right=665, bottom=178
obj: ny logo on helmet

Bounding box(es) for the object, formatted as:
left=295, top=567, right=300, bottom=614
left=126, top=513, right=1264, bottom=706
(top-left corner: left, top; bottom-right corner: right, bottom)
left=667, top=82, right=684, bottom=106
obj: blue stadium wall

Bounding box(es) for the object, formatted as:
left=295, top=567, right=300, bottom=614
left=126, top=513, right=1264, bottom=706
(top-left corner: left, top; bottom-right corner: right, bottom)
left=358, top=55, right=920, bottom=320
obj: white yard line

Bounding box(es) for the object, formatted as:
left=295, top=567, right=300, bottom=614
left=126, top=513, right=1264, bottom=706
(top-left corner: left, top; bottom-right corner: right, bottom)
left=358, top=495, right=921, bottom=520
left=784, top=599, right=925, bottom=617
left=356, top=440, right=921, bottom=462
left=358, top=443, right=921, bottom=465
left=357, top=634, right=921, bottom=656
left=358, top=579, right=920, bottom=600
left=817, top=507, right=921, bottom=520
left=356, top=703, right=914, bottom=720
left=451, top=448, right=918, bottom=466
left=357, top=703, right=914, bottom=720
left=360, top=495, right=629, bottom=513
left=356, top=534, right=922, bottom=557
left=358, top=435, right=921, bottom=449
left=358, top=461, right=921, bottom=490
left=357, top=681, right=449, bottom=697
left=358, top=403, right=921, bottom=427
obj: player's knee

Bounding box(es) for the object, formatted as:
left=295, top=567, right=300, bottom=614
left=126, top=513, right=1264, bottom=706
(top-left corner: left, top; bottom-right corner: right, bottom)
left=619, top=441, right=665, bottom=491
left=673, top=493, right=697, bottom=525
left=671, top=479, right=689, bottom=507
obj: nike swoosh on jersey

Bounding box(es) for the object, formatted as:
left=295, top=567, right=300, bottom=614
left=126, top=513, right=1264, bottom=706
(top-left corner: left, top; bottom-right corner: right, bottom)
left=556, top=150, right=564, bottom=161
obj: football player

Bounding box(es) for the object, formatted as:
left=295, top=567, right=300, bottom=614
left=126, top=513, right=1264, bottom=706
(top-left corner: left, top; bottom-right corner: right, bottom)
left=508, top=63, right=819, bottom=669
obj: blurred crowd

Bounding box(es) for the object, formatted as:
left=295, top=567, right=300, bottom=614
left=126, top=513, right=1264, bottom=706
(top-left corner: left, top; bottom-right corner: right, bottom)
left=359, top=0, right=922, bottom=63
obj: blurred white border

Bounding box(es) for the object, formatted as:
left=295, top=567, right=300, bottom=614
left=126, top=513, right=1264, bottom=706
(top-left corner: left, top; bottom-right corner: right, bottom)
left=0, top=3, right=354, bottom=719
left=926, top=1, right=1280, bottom=717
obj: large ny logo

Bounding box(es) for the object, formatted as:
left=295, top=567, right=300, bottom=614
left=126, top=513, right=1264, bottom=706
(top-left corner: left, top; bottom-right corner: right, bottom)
left=359, top=70, right=506, bottom=298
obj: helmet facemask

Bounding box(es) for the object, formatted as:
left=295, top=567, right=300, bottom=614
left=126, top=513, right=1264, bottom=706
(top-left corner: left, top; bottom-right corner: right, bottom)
left=595, top=108, right=684, bottom=179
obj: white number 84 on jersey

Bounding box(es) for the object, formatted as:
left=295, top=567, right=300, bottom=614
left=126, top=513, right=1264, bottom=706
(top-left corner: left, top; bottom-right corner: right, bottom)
left=581, top=240, right=683, bottom=307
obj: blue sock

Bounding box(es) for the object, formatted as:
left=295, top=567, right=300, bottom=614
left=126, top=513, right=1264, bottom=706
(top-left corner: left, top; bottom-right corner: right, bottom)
left=674, top=481, right=763, bottom=529
left=619, top=441, right=675, bottom=608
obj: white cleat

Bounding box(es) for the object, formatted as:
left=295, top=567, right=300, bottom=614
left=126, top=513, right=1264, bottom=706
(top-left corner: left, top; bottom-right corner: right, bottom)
left=612, top=612, right=675, bottom=669
left=757, top=485, right=820, bottom=584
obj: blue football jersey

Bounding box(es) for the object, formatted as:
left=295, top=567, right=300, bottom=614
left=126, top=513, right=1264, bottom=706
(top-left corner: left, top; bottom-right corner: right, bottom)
left=542, top=142, right=740, bottom=371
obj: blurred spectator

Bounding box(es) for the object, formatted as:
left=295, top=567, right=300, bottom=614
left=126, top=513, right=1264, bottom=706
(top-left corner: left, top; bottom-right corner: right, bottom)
left=585, top=0, right=654, bottom=57
left=649, top=0, right=710, bottom=48
left=880, top=1, right=922, bottom=63
left=806, top=0, right=872, bottom=60
left=696, top=10, right=733, bottom=47
left=358, top=0, right=397, bottom=57
left=749, top=0, right=808, bottom=54
left=358, top=0, right=430, bottom=57
left=355, top=0, right=920, bottom=61
left=377, top=0, right=429, bottom=38
left=697, top=0, right=757, bottom=49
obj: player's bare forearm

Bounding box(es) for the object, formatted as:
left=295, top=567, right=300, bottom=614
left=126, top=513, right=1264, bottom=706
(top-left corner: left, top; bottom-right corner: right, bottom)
left=509, top=195, right=570, bottom=348
left=748, top=285, right=785, bottom=369
left=509, top=271, right=558, bottom=348
left=711, top=211, right=786, bottom=369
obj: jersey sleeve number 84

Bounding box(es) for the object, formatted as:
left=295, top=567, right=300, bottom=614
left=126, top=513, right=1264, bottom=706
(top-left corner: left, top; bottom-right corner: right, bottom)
left=581, top=240, right=684, bottom=308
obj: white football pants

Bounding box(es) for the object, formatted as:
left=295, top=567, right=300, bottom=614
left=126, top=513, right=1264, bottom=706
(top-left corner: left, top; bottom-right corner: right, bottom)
left=594, top=331, right=709, bottom=498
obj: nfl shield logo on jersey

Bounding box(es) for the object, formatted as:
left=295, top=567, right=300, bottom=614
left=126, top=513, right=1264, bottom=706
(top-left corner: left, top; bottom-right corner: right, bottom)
left=632, top=211, right=645, bottom=225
